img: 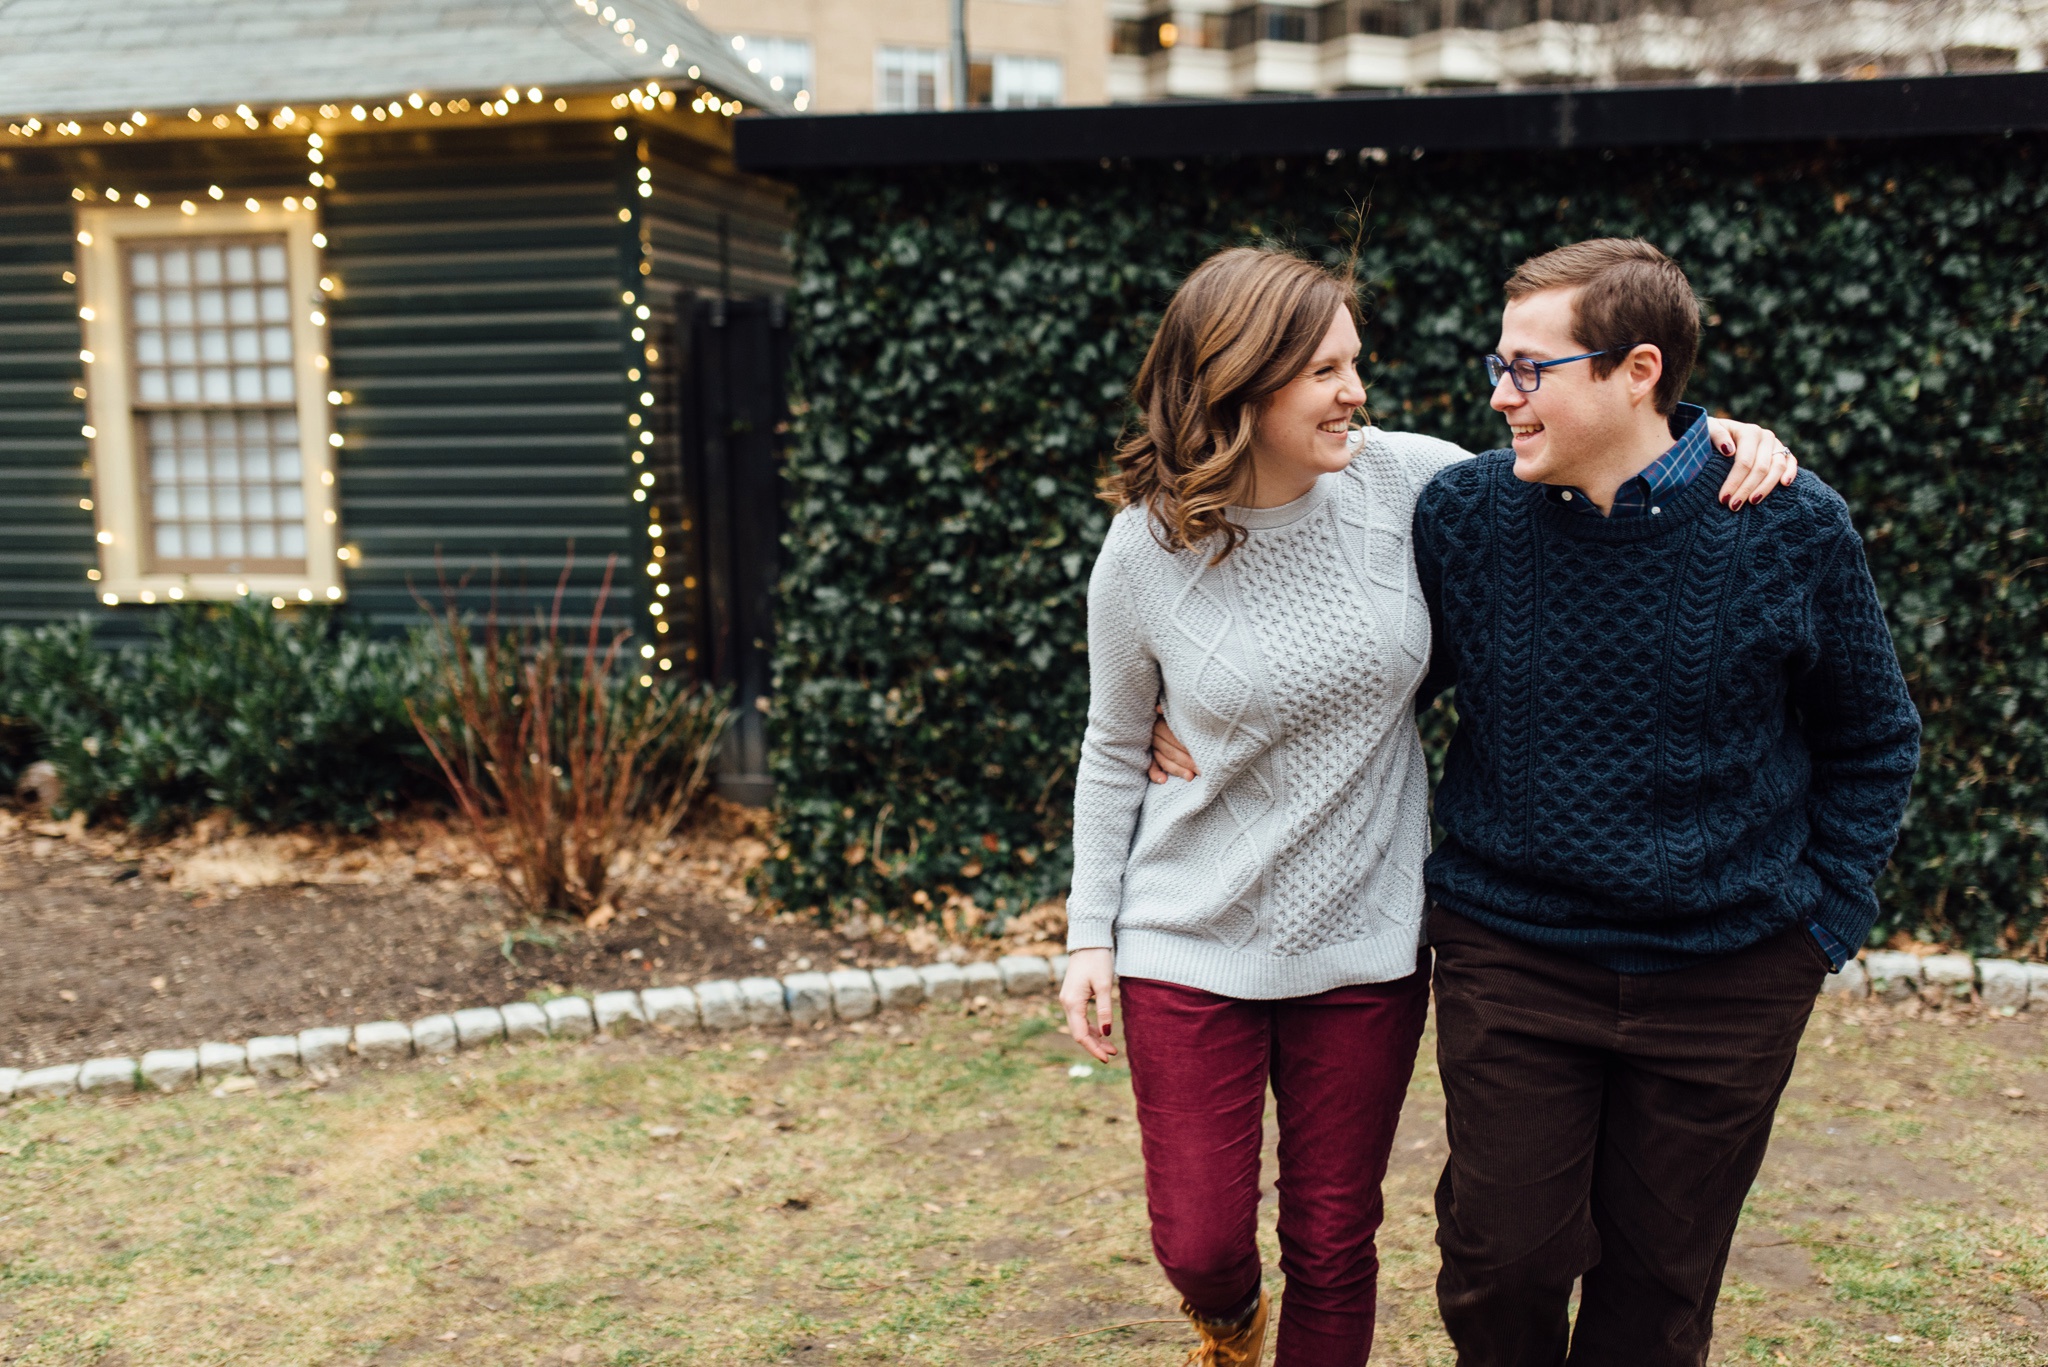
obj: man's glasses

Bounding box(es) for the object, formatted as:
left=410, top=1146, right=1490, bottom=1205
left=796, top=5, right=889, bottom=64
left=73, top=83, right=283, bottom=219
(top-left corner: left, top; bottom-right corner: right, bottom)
left=1483, top=348, right=1630, bottom=393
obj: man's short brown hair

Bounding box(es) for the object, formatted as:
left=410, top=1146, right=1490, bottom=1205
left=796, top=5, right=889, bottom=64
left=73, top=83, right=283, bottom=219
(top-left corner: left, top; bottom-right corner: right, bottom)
left=1504, top=238, right=1701, bottom=415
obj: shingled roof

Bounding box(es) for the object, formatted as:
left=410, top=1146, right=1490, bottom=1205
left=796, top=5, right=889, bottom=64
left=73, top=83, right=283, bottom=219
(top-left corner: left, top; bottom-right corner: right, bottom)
left=0, top=0, right=782, bottom=120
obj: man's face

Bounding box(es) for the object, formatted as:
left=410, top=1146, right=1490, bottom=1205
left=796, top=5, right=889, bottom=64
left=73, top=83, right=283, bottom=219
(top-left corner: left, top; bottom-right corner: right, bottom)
left=1491, top=286, right=1651, bottom=486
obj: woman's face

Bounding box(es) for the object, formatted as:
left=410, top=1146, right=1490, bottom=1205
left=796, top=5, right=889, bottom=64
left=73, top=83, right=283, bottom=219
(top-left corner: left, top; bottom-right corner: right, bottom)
left=1249, top=305, right=1367, bottom=502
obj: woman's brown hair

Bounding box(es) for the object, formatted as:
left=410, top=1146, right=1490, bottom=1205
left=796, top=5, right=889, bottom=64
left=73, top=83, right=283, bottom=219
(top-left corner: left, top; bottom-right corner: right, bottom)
left=1102, top=245, right=1361, bottom=562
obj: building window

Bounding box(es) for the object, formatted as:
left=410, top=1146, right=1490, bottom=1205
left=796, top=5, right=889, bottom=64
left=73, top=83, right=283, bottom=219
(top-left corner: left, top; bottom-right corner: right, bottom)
left=1320, top=0, right=1433, bottom=38
left=76, top=202, right=338, bottom=603
left=1136, top=11, right=1232, bottom=53
left=876, top=45, right=946, bottom=110
left=991, top=55, right=1064, bottom=106
left=1226, top=4, right=1322, bottom=48
left=733, top=34, right=814, bottom=96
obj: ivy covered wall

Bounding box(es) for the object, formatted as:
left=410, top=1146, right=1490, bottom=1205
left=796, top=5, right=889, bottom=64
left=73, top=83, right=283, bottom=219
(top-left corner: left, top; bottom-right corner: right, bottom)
left=762, top=135, right=2048, bottom=956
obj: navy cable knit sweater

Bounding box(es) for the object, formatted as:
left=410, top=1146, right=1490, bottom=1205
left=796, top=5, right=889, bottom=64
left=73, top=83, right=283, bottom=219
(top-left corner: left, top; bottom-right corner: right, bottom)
left=1412, top=449, right=1922, bottom=973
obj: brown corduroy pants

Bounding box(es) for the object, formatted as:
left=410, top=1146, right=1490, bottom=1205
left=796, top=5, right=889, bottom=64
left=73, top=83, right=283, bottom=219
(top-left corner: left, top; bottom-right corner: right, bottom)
left=1428, top=904, right=1828, bottom=1367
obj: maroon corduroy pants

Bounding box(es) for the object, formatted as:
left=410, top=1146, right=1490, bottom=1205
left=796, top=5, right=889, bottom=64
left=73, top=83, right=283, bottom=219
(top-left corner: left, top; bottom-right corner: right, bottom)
left=1120, top=968, right=1429, bottom=1366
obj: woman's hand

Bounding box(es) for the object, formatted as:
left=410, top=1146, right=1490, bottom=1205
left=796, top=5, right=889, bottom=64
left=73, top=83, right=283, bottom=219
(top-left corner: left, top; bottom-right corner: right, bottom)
left=1060, top=948, right=1118, bottom=1063
left=1704, top=417, right=1799, bottom=509
left=1147, top=705, right=1198, bottom=783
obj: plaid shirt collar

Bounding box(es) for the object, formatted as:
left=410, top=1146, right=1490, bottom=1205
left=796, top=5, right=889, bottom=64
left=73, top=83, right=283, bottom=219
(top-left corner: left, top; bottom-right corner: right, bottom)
left=1545, top=403, right=1712, bottom=518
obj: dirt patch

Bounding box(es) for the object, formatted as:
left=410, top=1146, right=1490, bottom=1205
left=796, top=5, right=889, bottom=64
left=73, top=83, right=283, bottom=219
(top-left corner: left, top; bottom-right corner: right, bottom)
left=0, top=800, right=997, bottom=1069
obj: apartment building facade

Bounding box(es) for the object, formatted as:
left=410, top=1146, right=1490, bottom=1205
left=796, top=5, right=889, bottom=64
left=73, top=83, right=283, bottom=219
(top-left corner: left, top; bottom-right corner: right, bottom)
left=1103, top=1, right=2048, bottom=100
left=682, top=0, right=1107, bottom=111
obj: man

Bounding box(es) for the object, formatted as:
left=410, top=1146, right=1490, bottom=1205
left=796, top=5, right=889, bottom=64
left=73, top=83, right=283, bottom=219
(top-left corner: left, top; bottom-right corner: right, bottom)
left=1410, top=238, right=1920, bottom=1365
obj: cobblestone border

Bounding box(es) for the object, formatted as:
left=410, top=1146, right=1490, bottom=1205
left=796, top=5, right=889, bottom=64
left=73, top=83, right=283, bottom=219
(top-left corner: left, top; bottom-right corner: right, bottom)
left=0, top=953, right=1070, bottom=1103
left=5, top=950, right=2043, bottom=1104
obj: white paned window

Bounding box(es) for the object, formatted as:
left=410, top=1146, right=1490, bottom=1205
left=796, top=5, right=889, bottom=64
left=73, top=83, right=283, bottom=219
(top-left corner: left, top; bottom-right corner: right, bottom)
left=76, top=202, right=338, bottom=604
left=876, top=45, right=945, bottom=111
left=735, top=34, right=814, bottom=96
left=992, top=54, right=1064, bottom=107
left=128, top=240, right=307, bottom=569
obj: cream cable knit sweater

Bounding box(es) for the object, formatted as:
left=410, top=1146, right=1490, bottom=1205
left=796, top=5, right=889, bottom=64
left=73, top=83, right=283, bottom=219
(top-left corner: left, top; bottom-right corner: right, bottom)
left=1067, top=428, right=1470, bottom=999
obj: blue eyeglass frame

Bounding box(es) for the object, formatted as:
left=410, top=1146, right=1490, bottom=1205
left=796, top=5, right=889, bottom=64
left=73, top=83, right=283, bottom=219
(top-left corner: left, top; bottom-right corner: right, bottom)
left=1483, top=348, right=1628, bottom=393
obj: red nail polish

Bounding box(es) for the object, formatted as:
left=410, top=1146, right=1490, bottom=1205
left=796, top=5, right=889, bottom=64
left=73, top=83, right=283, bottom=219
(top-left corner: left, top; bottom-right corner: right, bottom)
left=1101, top=1024, right=1112, bottom=1036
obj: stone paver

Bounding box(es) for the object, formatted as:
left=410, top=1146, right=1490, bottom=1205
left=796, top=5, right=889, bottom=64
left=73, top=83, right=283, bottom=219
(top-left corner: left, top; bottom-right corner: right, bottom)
left=962, top=960, right=1003, bottom=998
left=828, top=968, right=878, bottom=1020
left=453, top=1006, right=506, bottom=1048
left=542, top=996, right=595, bottom=1039
left=197, top=1041, right=248, bottom=1079
left=996, top=955, right=1052, bottom=996
left=871, top=965, right=925, bottom=1010
left=141, top=1048, right=199, bottom=1092
left=500, top=1001, right=549, bottom=1042
left=1049, top=953, right=1071, bottom=986
left=1976, top=960, right=2031, bottom=1011
left=782, top=971, right=832, bottom=1025
left=916, top=962, right=966, bottom=1003
left=78, top=1057, right=137, bottom=1094
left=640, top=985, right=699, bottom=1029
left=353, top=1021, right=413, bottom=1063
left=1862, top=951, right=1923, bottom=1002
left=2024, top=963, right=2048, bottom=1006
left=695, top=980, right=745, bottom=1030
left=1821, top=959, right=1869, bottom=997
left=0, top=1068, right=16, bottom=1100
left=410, top=1014, right=457, bottom=1057
left=298, top=1027, right=351, bottom=1070
left=17, top=1064, right=80, bottom=1099
left=739, top=976, right=789, bottom=1026
left=1922, top=953, right=1975, bottom=998
left=594, top=990, right=647, bottom=1035
left=246, top=1035, right=302, bottom=1079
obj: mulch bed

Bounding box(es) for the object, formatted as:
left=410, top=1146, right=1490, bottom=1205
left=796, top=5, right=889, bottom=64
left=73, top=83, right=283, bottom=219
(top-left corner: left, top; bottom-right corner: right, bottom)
left=0, top=800, right=957, bottom=1070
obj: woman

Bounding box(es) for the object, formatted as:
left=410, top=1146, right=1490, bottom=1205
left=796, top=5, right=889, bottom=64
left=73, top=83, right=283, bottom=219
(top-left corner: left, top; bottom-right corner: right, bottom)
left=1057, top=245, right=1793, bottom=1366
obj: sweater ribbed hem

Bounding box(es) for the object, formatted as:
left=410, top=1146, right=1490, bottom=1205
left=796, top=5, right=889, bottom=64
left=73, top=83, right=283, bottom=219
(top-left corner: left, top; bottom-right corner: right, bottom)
left=1113, top=925, right=1423, bottom=1000
left=1428, top=891, right=1804, bottom=976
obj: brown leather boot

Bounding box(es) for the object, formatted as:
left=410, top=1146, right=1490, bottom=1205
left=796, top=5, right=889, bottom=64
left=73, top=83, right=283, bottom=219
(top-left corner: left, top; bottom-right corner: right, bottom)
left=1180, top=1288, right=1269, bottom=1366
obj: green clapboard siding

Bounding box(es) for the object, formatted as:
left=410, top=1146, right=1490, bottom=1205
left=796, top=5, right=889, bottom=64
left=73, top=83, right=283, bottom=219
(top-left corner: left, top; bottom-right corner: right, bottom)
left=0, top=118, right=791, bottom=654
left=326, top=123, right=644, bottom=638
left=0, top=199, right=97, bottom=627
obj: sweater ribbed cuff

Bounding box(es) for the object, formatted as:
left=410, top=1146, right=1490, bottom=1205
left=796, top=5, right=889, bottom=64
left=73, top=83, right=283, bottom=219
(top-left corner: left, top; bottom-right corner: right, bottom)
left=1065, top=919, right=1116, bottom=952
left=1808, top=879, right=1879, bottom=954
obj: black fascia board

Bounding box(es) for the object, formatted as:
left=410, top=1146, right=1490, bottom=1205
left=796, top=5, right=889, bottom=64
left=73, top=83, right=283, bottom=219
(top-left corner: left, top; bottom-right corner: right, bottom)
left=734, top=71, right=2048, bottom=172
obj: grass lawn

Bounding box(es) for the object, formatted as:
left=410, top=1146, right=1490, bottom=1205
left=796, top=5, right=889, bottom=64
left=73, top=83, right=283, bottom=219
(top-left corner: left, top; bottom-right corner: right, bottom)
left=0, top=991, right=2043, bottom=1365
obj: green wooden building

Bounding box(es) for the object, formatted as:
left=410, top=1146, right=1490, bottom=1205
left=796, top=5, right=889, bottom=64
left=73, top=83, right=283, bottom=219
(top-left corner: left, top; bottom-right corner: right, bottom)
left=0, top=0, right=795, bottom=798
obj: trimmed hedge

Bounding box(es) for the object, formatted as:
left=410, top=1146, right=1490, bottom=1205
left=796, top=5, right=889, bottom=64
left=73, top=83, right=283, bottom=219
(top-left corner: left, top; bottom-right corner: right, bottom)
left=763, top=136, right=2048, bottom=956
left=0, top=604, right=436, bottom=831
